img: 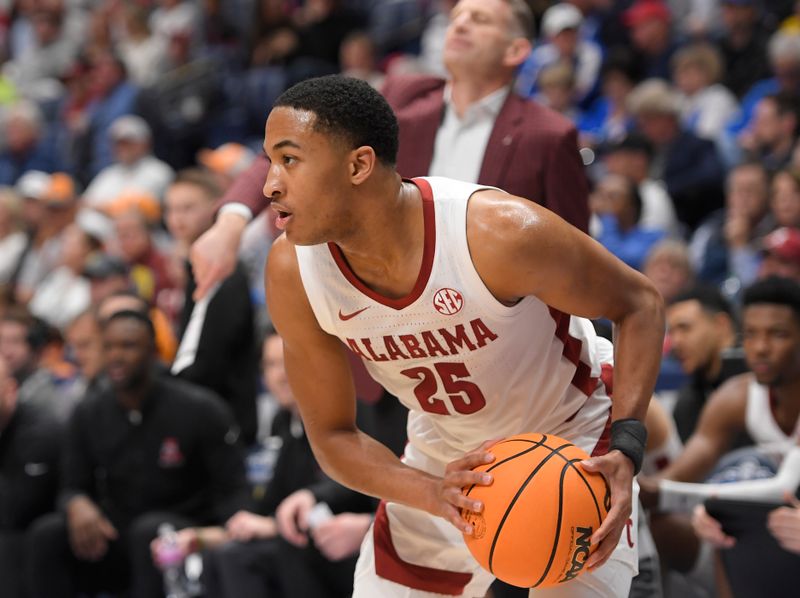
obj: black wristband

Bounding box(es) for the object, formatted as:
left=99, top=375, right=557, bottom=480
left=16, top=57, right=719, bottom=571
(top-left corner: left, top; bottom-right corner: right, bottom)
left=609, top=418, right=648, bottom=475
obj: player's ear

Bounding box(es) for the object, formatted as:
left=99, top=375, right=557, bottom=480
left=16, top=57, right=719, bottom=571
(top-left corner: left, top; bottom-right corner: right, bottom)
left=350, top=146, right=376, bottom=185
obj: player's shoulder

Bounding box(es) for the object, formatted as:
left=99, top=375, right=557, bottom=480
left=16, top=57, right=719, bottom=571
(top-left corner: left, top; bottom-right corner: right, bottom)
left=266, top=235, right=303, bottom=288
left=467, top=188, right=551, bottom=236
left=706, top=373, right=752, bottom=414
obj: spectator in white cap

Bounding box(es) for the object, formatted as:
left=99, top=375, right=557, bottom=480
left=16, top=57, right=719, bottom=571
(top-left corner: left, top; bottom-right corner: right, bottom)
left=516, top=2, right=602, bottom=107
left=82, top=115, right=174, bottom=209
left=0, top=187, right=26, bottom=289
left=28, top=210, right=112, bottom=330
left=11, top=172, right=80, bottom=305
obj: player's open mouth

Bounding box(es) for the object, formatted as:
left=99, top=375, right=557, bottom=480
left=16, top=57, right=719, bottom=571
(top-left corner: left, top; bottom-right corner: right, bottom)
left=272, top=205, right=293, bottom=230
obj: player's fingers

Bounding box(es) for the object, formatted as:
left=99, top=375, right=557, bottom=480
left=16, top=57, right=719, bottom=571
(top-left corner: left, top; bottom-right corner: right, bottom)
left=590, top=502, right=630, bottom=547
left=444, top=504, right=473, bottom=535
left=443, top=487, right=484, bottom=513
left=446, top=451, right=495, bottom=474
left=447, top=469, right=493, bottom=490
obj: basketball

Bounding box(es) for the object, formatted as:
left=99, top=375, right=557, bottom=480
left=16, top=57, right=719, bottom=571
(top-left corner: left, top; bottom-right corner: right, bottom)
left=461, top=433, right=611, bottom=588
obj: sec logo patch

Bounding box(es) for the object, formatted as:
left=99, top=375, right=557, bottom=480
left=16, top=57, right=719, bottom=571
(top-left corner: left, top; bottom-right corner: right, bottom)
left=433, top=288, right=464, bottom=315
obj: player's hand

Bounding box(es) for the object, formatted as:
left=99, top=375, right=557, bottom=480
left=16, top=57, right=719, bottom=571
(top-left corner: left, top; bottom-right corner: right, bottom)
left=276, top=489, right=316, bottom=547
left=580, top=450, right=634, bottom=570
left=66, top=496, right=118, bottom=561
left=767, top=494, right=800, bottom=555
left=692, top=504, right=735, bottom=549
left=431, top=439, right=500, bottom=535
left=226, top=510, right=277, bottom=541
left=189, top=212, right=247, bottom=300
left=311, top=513, right=373, bottom=561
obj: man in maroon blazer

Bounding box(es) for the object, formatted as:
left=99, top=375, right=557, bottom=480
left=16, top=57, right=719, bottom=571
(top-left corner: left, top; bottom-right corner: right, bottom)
left=189, top=0, right=589, bottom=301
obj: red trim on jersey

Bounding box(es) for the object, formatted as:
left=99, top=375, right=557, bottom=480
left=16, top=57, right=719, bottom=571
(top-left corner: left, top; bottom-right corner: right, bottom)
left=548, top=307, right=600, bottom=397
left=328, top=178, right=436, bottom=310
left=373, top=501, right=473, bottom=595
left=591, top=364, right=614, bottom=457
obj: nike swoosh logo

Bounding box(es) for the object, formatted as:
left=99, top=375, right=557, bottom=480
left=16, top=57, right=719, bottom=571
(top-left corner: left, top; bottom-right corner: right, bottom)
left=338, top=307, right=370, bottom=321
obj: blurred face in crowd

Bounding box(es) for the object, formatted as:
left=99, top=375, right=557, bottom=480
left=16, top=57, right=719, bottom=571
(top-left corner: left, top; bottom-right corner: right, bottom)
left=637, top=112, right=678, bottom=146
left=604, top=149, right=649, bottom=183
left=0, top=320, right=33, bottom=378
left=6, top=116, right=39, bottom=154
left=726, top=164, right=769, bottom=222
left=742, top=304, right=800, bottom=386
left=602, top=70, right=634, bottom=106
left=590, top=173, right=637, bottom=230
left=443, top=0, right=530, bottom=80
left=667, top=299, right=732, bottom=377
left=165, top=182, right=216, bottom=245
left=103, top=316, right=154, bottom=391
left=66, top=312, right=104, bottom=381
left=114, top=211, right=151, bottom=263
left=630, top=18, right=669, bottom=55
left=674, top=63, right=707, bottom=96
left=759, top=252, right=800, bottom=281
left=263, top=334, right=295, bottom=412
left=0, top=356, right=18, bottom=430
left=751, top=98, right=791, bottom=149
left=60, top=224, right=93, bottom=272
left=721, top=3, right=755, bottom=34
left=773, top=57, right=800, bottom=95
left=552, top=28, right=578, bottom=58
left=771, top=171, right=800, bottom=228
left=643, top=247, right=693, bottom=303
left=113, top=138, right=149, bottom=166
left=89, top=274, right=131, bottom=305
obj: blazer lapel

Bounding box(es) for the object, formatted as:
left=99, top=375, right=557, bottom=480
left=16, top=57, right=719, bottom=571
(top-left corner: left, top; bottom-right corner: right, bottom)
left=396, top=89, right=444, bottom=178
left=478, top=93, right=525, bottom=186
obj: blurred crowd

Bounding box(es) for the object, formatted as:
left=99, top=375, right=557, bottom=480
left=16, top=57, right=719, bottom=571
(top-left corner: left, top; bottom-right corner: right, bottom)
left=0, top=0, right=799, bottom=597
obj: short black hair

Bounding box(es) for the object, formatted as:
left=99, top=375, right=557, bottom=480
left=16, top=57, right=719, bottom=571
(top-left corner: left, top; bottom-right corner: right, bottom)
left=742, top=277, right=800, bottom=323
left=670, top=284, right=735, bottom=319
left=273, top=75, right=399, bottom=166
left=103, top=309, right=156, bottom=341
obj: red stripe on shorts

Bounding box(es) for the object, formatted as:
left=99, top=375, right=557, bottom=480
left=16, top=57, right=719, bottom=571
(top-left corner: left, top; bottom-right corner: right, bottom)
left=373, top=501, right=473, bottom=595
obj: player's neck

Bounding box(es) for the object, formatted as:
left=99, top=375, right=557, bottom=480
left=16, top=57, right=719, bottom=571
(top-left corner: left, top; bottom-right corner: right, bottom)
left=771, top=375, right=800, bottom=406
left=333, top=178, right=425, bottom=300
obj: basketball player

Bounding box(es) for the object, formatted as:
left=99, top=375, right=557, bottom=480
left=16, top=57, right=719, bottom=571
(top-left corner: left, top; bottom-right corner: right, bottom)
left=265, top=75, right=665, bottom=597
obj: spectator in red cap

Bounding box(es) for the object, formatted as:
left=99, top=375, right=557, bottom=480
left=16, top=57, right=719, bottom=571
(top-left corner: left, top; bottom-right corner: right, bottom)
left=760, top=227, right=800, bottom=281
left=623, top=0, right=677, bottom=80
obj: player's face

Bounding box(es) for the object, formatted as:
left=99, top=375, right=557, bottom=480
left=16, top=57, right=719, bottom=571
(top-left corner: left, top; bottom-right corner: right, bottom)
left=666, top=300, right=726, bottom=376
left=263, top=107, right=355, bottom=246
left=742, top=304, right=800, bottom=386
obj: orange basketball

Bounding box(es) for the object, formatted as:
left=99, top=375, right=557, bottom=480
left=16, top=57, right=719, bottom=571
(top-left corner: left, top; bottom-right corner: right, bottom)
left=461, top=433, right=610, bottom=589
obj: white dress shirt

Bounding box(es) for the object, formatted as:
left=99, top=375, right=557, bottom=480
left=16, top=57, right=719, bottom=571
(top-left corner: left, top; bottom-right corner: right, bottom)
left=428, top=85, right=510, bottom=183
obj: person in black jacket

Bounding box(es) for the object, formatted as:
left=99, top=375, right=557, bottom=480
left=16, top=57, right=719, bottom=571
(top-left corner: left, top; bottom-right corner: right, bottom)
left=0, top=354, right=62, bottom=598
left=165, top=169, right=259, bottom=446
left=151, top=330, right=406, bottom=597
left=26, top=310, right=249, bottom=598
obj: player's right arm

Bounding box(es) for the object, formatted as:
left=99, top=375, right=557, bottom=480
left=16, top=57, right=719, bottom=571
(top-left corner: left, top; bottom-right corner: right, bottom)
left=660, top=376, right=748, bottom=483
left=266, top=236, right=492, bottom=533
left=639, top=376, right=748, bottom=509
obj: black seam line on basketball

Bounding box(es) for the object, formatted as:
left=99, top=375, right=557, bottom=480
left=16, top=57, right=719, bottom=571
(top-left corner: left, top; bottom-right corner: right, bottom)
left=463, top=436, right=549, bottom=498
left=487, top=442, right=573, bottom=576
left=565, top=458, right=604, bottom=524
left=531, top=458, right=571, bottom=588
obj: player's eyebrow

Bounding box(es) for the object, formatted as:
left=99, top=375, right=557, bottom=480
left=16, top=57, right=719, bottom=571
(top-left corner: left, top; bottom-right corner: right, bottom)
left=271, top=140, right=302, bottom=151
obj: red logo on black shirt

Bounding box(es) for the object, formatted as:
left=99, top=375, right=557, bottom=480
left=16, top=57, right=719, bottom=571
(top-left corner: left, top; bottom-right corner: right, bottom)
left=159, top=437, right=185, bottom=468
left=433, top=288, right=463, bottom=315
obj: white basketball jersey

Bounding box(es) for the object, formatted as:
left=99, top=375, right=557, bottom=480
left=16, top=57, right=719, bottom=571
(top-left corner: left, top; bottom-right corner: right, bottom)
left=295, top=177, right=614, bottom=463
left=745, top=377, right=798, bottom=456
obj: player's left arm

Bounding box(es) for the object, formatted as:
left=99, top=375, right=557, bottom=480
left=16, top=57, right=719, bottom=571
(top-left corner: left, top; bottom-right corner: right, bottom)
left=468, top=191, right=665, bottom=568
